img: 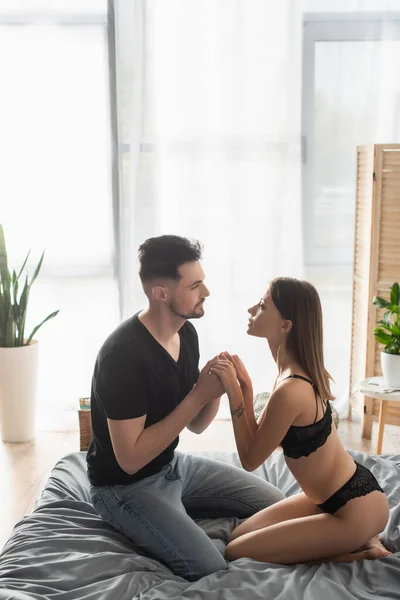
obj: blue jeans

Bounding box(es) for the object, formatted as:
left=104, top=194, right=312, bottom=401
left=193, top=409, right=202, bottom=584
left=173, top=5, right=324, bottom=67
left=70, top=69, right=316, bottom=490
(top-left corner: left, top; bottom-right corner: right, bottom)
left=90, top=451, right=284, bottom=581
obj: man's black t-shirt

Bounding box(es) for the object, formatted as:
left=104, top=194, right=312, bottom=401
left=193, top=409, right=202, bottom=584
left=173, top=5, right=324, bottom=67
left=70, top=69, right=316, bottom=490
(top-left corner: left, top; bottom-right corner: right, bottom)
left=86, top=312, right=200, bottom=486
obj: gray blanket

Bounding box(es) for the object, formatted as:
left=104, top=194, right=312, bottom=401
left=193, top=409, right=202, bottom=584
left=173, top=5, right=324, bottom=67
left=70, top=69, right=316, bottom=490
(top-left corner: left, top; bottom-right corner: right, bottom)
left=0, top=450, right=399, bottom=599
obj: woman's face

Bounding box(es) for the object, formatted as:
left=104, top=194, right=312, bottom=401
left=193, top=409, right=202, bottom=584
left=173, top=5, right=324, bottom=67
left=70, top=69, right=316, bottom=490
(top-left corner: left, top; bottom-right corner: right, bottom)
left=247, top=290, right=286, bottom=340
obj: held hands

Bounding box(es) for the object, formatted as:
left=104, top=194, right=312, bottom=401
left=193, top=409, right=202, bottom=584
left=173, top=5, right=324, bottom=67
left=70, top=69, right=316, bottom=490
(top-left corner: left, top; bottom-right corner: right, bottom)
left=209, top=356, right=240, bottom=396
left=194, top=352, right=251, bottom=404
left=219, top=352, right=252, bottom=389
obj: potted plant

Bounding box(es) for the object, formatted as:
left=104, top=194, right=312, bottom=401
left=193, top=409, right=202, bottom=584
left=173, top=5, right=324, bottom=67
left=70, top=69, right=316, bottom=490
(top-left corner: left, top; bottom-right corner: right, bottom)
left=373, top=282, right=400, bottom=388
left=0, top=224, right=59, bottom=442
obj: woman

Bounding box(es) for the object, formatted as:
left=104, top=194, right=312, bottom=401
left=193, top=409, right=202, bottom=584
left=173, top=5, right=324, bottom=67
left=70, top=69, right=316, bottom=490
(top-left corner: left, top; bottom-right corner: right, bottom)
left=210, top=277, right=391, bottom=565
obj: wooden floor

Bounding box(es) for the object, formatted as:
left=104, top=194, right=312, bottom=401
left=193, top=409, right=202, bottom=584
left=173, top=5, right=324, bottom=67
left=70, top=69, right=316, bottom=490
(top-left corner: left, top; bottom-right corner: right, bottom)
left=1, top=417, right=399, bottom=553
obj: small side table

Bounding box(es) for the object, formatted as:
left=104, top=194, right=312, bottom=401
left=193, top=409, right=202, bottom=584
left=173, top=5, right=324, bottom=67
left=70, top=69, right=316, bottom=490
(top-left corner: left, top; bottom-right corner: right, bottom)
left=358, top=376, right=400, bottom=454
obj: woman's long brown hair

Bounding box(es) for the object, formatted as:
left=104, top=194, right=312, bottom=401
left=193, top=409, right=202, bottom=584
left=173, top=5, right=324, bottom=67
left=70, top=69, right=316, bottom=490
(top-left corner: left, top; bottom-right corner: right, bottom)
left=269, top=277, right=335, bottom=403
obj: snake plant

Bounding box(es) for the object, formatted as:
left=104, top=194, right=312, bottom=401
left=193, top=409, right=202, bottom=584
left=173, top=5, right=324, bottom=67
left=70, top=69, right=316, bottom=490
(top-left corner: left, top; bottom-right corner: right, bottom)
left=0, top=224, right=59, bottom=347
left=373, top=282, right=400, bottom=355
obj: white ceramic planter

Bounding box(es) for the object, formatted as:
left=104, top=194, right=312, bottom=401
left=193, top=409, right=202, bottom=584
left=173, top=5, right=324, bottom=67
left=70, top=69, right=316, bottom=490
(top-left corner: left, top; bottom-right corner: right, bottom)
left=381, top=351, right=400, bottom=388
left=0, top=340, right=38, bottom=442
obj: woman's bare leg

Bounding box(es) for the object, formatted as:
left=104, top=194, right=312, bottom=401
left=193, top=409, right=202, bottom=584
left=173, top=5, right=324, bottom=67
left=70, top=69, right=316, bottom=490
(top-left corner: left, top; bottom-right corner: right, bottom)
left=225, top=491, right=389, bottom=565
left=229, top=492, right=322, bottom=541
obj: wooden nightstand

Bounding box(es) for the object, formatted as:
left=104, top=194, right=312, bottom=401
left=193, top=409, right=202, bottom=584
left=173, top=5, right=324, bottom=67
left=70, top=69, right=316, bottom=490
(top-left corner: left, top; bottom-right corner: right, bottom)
left=357, top=377, right=400, bottom=454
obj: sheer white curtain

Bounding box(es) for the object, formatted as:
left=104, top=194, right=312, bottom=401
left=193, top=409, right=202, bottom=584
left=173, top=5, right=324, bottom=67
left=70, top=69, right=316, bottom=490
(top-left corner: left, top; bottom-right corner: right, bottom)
left=0, top=2, right=119, bottom=424
left=113, top=0, right=400, bottom=419
left=113, top=0, right=304, bottom=407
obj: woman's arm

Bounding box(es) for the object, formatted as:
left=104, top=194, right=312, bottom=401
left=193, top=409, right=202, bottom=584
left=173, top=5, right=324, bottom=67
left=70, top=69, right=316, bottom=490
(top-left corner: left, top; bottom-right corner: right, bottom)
left=227, top=385, right=256, bottom=469
left=211, top=359, right=300, bottom=471
left=239, top=381, right=258, bottom=435
left=210, top=359, right=256, bottom=466
left=239, top=387, right=301, bottom=470
left=220, top=352, right=258, bottom=435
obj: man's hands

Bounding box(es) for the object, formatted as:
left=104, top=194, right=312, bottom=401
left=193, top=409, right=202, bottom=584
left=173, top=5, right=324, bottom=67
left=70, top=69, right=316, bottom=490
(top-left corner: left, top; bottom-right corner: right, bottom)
left=193, top=352, right=251, bottom=404
left=192, top=357, right=224, bottom=405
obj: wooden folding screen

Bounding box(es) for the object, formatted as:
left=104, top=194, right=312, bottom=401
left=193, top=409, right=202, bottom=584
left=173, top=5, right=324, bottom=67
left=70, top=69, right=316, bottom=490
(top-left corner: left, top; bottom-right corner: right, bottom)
left=349, top=144, right=400, bottom=438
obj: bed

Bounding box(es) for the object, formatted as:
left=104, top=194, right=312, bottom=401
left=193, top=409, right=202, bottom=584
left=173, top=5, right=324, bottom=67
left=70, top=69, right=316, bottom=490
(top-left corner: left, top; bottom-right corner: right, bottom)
left=0, top=449, right=399, bottom=600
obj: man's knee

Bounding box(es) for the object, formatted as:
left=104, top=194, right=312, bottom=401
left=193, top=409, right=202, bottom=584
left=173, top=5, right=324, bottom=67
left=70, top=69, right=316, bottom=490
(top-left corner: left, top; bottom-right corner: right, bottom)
left=184, top=551, right=227, bottom=581
left=266, top=484, right=286, bottom=505
left=250, top=479, right=285, bottom=512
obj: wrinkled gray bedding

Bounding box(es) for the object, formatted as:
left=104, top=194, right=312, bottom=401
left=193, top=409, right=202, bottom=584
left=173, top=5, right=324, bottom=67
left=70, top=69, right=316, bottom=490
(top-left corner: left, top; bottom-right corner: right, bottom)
left=0, top=450, right=399, bottom=599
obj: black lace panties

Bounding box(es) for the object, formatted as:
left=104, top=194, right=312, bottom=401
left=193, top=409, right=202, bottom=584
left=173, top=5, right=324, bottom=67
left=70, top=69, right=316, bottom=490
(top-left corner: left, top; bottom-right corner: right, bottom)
left=317, top=461, right=384, bottom=514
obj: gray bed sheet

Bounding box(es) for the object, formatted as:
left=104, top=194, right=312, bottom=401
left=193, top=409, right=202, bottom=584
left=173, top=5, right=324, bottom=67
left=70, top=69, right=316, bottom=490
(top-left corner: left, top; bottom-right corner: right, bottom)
left=0, top=450, right=399, bottom=600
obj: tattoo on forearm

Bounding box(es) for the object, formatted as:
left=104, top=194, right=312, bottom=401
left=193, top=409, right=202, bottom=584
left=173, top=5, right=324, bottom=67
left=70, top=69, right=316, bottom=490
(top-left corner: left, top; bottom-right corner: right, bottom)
left=231, top=403, right=245, bottom=418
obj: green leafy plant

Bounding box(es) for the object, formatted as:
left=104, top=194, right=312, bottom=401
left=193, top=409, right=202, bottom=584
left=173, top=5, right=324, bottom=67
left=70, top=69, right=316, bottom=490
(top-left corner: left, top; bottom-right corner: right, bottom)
left=0, top=224, right=59, bottom=347
left=372, top=282, right=400, bottom=355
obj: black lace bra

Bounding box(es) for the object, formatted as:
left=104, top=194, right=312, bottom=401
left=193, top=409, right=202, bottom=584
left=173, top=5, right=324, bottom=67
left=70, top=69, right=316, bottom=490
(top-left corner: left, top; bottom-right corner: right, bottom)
left=280, top=374, right=332, bottom=459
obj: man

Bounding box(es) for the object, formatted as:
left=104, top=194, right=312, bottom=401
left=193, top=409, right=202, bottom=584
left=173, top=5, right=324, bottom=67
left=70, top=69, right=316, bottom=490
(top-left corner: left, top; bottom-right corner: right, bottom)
left=87, top=235, right=284, bottom=581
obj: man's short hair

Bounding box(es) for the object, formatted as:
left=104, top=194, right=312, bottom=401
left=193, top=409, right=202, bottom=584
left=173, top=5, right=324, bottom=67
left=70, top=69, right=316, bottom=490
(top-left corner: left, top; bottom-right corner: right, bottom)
left=138, top=235, right=202, bottom=283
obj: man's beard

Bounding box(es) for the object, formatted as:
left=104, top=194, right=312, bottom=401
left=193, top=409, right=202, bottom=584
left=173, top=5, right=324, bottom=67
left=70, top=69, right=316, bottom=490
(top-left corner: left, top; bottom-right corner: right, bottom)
left=169, top=299, right=205, bottom=320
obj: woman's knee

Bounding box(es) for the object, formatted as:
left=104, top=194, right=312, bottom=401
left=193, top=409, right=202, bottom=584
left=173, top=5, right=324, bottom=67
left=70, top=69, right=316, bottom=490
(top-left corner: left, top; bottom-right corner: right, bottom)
left=229, top=524, right=245, bottom=542
left=225, top=539, right=240, bottom=562
left=225, top=536, right=251, bottom=562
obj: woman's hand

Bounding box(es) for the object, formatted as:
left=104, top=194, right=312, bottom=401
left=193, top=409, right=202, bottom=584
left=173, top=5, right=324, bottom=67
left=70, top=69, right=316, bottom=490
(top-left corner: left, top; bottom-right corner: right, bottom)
left=210, top=359, right=239, bottom=396
left=220, top=352, right=252, bottom=389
